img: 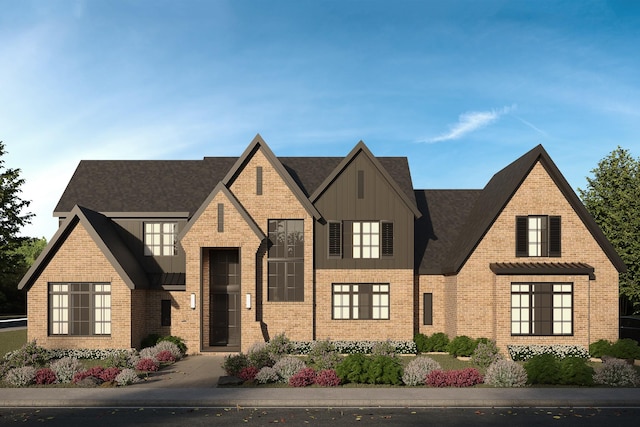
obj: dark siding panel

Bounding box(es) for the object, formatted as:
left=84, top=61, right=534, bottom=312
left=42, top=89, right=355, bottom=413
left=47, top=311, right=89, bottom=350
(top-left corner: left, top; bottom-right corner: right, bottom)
left=218, top=203, right=224, bottom=233
left=314, top=151, right=414, bottom=269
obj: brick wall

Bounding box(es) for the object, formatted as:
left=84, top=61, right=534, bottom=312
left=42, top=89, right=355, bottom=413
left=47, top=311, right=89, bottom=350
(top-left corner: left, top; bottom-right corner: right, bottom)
left=181, top=146, right=314, bottom=353
left=450, top=161, right=619, bottom=351
left=26, top=222, right=134, bottom=350
left=315, top=269, right=414, bottom=341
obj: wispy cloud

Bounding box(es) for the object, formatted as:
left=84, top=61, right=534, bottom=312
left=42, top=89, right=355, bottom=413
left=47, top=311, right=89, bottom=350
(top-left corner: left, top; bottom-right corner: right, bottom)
left=426, top=105, right=515, bottom=143
left=513, top=115, right=548, bottom=137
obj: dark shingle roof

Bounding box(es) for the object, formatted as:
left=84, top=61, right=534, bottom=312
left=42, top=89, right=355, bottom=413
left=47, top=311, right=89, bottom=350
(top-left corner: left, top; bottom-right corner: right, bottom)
left=54, top=156, right=415, bottom=216
left=414, top=190, right=481, bottom=274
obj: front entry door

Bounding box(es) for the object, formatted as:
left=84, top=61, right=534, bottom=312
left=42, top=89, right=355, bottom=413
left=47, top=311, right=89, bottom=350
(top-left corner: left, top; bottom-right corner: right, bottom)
left=209, top=249, right=240, bottom=348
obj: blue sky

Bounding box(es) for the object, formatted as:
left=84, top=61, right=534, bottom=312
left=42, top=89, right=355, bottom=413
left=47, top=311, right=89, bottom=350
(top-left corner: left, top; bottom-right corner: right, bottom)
left=2, top=0, right=640, bottom=239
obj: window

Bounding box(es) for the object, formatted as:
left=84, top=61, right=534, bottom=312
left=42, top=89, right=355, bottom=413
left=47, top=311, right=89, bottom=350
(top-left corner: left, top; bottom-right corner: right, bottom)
left=144, top=222, right=177, bottom=256
left=353, top=221, right=379, bottom=259
left=516, top=216, right=561, bottom=257
left=332, top=283, right=389, bottom=320
left=49, top=283, right=111, bottom=336
left=511, top=283, right=572, bottom=336
left=161, top=299, right=171, bottom=326
left=423, top=293, right=433, bottom=325
left=268, top=219, right=304, bottom=301
left=328, top=221, right=342, bottom=258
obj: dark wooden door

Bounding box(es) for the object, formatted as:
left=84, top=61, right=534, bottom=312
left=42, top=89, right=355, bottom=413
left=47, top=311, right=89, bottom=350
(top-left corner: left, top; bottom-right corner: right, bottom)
left=209, top=249, right=240, bottom=347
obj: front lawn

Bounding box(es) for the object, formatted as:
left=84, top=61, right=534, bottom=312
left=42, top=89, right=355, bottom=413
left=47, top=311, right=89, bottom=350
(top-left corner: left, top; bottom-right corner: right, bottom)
left=0, top=329, right=27, bottom=358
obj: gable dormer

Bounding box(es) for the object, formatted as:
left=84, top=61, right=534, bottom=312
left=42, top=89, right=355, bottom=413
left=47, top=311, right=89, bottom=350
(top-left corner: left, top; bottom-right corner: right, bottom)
left=312, top=141, right=420, bottom=270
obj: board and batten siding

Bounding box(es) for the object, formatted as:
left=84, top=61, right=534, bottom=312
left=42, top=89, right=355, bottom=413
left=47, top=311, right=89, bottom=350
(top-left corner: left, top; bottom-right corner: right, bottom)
left=314, top=153, right=414, bottom=270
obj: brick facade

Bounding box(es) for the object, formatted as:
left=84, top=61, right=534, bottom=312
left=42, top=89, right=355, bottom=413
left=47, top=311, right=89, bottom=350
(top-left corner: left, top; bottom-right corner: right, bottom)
left=26, top=222, right=134, bottom=349
left=22, top=142, right=623, bottom=356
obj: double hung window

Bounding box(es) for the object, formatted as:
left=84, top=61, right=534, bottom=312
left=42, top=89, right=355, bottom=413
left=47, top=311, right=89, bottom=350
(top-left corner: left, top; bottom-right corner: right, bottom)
left=144, top=222, right=177, bottom=256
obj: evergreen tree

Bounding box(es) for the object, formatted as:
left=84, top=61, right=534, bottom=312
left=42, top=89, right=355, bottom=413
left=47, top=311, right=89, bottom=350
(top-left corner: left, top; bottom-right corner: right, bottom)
left=0, top=142, right=34, bottom=314
left=579, top=147, right=640, bottom=314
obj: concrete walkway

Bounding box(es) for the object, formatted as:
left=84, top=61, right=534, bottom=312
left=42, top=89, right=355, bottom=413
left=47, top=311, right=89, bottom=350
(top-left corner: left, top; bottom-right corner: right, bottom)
left=1, top=354, right=640, bottom=408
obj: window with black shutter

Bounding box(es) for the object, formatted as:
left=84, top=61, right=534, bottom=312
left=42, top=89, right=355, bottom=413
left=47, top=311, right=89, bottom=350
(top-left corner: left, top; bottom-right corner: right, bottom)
left=515, top=215, right=561, bottom=257
left=328, top=221, right=342, bottom=258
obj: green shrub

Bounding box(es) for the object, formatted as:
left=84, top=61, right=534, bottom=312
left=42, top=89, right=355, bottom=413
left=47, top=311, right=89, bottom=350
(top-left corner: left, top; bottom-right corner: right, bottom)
left=141, top=334, right=161, bottom=349
left=589, top=339, right=613, bottom=358
left=363, top=355, right=403, bottom=385
left=609, top=339, right=640, bottom=360
left=158, top=336, right=187, bottom=355
left=414, top=333, right=429, bottom=353
left=222, top=353, right=249, bottom=376
left=336, top=354, right=368, bottom=384
left=426, top=333, right=450, bottom=352
left=559, top=357, right=594, bottom=386
left=524, top=353, right=560, bottom=385
left=447, top=336, right=476, bottom=357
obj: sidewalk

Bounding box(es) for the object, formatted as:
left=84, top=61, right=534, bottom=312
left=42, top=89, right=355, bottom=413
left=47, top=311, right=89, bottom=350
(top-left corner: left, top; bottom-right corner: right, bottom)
left=1, top=355, right=640, bottom=408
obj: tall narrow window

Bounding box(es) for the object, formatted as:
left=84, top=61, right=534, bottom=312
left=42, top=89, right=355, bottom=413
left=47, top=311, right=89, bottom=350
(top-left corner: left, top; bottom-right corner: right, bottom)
left=217, top=203, right=224, bottom=233
left=161, top=299, right=172, bottom=326
left=49, top=283, right=111, bottom=336
left=328, top=221, right=342, bottom=258
left=423, top=293, right=433, bottom=325
left=353, top=221, right=379, bottom=259
left=268, top=219, right=304, bottom=301
left=515, top=216, right=561, bottom=257
left=256, top=166, right=263, bottom=195
left=357, top=170, right=364, bottom=199
left=144, top=222, right=177, bottom=256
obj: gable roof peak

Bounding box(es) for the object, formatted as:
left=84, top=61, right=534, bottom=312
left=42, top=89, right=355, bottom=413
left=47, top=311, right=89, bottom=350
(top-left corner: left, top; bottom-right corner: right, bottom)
left=221, top=135, right=322, bottom=219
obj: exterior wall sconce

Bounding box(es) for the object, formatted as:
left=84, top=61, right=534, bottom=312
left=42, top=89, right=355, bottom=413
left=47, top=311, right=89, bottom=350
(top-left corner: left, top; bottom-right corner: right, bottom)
left=190, top=293, right=196, bottom=310
left=246, top=293, right=251, bottom=309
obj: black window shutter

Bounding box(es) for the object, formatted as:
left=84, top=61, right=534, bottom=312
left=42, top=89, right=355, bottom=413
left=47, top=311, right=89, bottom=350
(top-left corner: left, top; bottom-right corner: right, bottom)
left=423, top=293, right=433, bottom=325
left=516, top=216, right=528, bottom=257
left=549, top=216, right=561, bottom=257
left=328, top=222, right=342, bottom=258
left=382, top=222, right=394, bottom=256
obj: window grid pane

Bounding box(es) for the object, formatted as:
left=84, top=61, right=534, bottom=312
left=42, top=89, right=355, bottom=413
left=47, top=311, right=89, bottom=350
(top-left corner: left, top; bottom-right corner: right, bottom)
left=511, top=282, right=572, bottom=336
left=352, top=221, right=380, bottom=259
left=49, top=283, right=111, bottom=336
left=144, top=222, right=177, bottom=256
left=268, top=220, right=304, bottom=302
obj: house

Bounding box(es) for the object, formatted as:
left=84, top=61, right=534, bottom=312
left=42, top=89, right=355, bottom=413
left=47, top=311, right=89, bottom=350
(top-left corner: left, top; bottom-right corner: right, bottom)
left=18, top=135, right=626, bottom=354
